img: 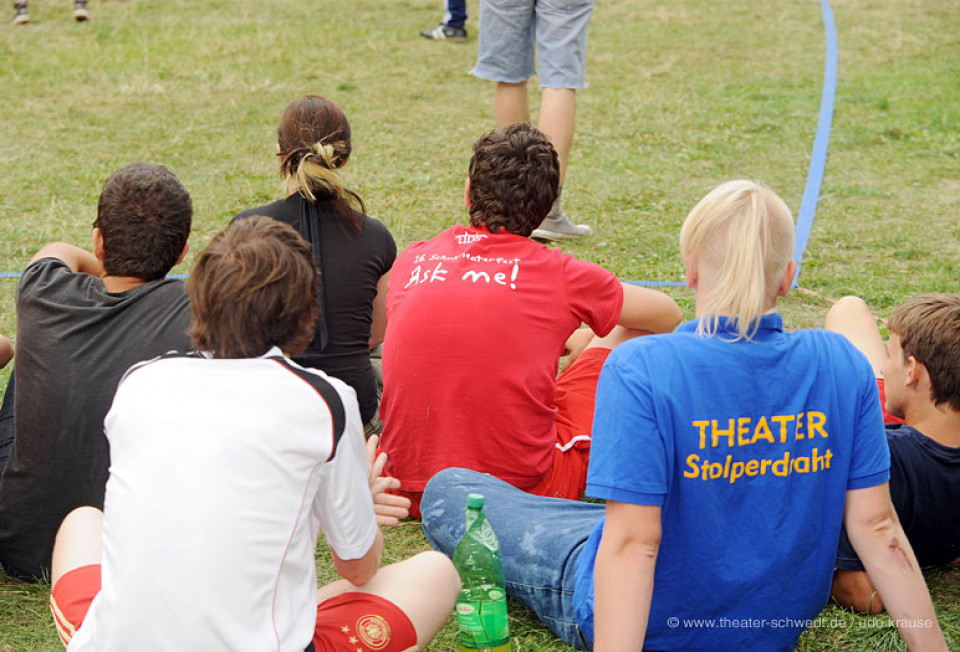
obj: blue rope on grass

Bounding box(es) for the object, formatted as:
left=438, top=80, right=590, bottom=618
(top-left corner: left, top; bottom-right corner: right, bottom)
left=791, top=0, right=837, bottom=287
left=0, top=1, right=836, bottom=287
left=629, top=0, right=838, bottom=289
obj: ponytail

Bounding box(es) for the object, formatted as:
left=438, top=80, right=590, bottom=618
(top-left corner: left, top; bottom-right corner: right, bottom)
left=277, top=95, right=365, bottom=232
left=283, top=139, right=364, bottom=231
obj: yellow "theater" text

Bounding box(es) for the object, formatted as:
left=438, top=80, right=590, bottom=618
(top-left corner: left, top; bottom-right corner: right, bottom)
left=692, top=412, right=828, bottom=450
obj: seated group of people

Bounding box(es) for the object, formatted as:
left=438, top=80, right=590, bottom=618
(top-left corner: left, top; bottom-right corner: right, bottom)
left=0, top=95, right=955, bottom=650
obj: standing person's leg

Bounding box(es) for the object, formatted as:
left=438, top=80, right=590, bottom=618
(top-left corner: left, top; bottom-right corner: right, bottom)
left=529, top=0, right=595, bottom=241
left=422, top=468, right=601, bottom=648
left=445, top=0, right=468, bottom=29
left=474, top=0, right=536, bottom=120
left=12, top=1, right=29, bottom=24
left=538, top=88, right=576, bottom=181
left=494, top=82, right=531, bottom=126
left=72, top=0, right=90, bottom=21
left=314, top=551, right=460, bottom=650
left=50, top=507, right=103, bottom=646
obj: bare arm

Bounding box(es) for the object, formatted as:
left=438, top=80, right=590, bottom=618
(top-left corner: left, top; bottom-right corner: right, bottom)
left=593, top=501, right=662, bottom=651
left=29, top=243, right=103, bottom=276
left=331, top=527, right=383, bottom=587
left=369, top=272, right=390, bottom=350
left=845, top=484, right=947, bottom=650
left=617, top=283, right=683, bottom=335
left=0, top=335, right=12, bottom=369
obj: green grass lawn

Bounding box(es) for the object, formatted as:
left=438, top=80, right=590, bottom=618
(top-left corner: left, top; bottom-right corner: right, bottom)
left=1, top=0, right=959, bottom=649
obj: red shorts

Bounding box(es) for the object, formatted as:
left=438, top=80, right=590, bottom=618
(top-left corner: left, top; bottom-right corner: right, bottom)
left=314, top=592, right=417, bottom=651
left=50, top=564, right=101, bottom=646
left=50, top=564, right=416, bottom=651
left=529, top=347, right=610, bottom=499
left=877, top=379, right=905, bottom=425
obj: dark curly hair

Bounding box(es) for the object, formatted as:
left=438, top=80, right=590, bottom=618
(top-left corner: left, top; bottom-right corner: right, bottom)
left=468, top=123, right=560, bottom=237
left=94, top=163, right=192, bottom=281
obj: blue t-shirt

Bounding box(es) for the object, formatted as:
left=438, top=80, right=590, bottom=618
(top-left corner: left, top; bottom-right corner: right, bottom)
left=573, top=315, right=890, bottom=651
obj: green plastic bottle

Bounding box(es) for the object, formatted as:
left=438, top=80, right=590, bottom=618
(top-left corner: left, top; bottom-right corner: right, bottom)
left=453, top=493, right=510, bottom=652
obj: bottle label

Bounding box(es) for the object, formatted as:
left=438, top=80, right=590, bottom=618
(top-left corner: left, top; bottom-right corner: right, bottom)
left=455, top=597, right=509, bottom=648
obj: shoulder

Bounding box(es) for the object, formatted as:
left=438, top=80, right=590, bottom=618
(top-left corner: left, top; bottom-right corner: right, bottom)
left=18, top=257, right=90, bottom=303
left=137, top=278, right=190, bottom=304
left=231, top=198, right=293, bottom=224
left=357, top=214, right=397, bottom=254
left=20, top=256, right=73, bottom=284
left=558, top=251, right=617, bottom=282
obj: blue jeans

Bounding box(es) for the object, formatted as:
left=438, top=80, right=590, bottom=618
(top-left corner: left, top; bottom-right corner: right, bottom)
left=443, top=0, right=467, bottom=28
left=421, top=468, right=602, bottom=649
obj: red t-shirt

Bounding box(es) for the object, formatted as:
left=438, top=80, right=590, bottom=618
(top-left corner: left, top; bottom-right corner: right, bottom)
left=380, top=225, right=623, bottom=492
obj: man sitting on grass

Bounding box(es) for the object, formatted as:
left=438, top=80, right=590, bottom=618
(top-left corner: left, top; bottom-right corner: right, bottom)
left=49, top=216, right=459, bottom=650
left=0, top=163, right=193, bottom=581
left=421, top=180, right=947, bottom=650
left=379, top=122, right=682, bottom=518
left=826, top=294, right=960, bottom=614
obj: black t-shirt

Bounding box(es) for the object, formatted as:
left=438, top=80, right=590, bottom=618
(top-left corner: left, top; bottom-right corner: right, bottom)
left=836, top=424, right=960, bottom=570
left=233, top=196, right=396, bottom=423
left=0, top=259, right=192, bottom=579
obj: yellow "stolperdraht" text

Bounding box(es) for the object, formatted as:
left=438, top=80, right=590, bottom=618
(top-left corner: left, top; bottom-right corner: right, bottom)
left=682, top=449, right=833, bottom=484
left=682, top=411, right=833, bottom=484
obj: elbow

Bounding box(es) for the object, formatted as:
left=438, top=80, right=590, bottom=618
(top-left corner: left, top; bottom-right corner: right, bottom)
left=850, top=513, right=916, bottom=573
left=341, top=563, right=378, bottom=588
left=664, top=303, right=683, bottom=332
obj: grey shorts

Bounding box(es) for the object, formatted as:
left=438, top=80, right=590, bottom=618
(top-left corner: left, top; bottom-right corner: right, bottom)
left=472, top=0, right=595, bottom=89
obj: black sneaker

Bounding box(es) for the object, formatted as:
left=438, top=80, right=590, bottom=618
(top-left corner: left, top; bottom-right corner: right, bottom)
left=419, top=23, right=467, bottom=42
left=12, top=1, right=29, bottom=24
left=72, top=0, right=90, bottom=21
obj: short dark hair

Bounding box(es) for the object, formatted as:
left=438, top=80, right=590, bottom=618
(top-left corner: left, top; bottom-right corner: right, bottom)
left=187, top=216, right=319, bottom=359
left=888, top=293, right=960, bottom=412
left=94, top=163, right=192, bottom=281
left=468, top=123, right=560, bottom=237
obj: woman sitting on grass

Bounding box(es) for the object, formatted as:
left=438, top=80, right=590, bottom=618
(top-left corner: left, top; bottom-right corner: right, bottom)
left=234, top=95, right=395, bottom=435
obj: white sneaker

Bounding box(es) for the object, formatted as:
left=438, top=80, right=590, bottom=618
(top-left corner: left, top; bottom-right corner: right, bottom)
left=531, top=203, right=592, bottom=241
left=12, top=2, right=29, bottom=24
left=73, top=0, right=90, bottom=21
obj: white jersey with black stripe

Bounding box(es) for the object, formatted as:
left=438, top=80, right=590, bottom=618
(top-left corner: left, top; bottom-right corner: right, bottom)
left=68, top=347, right=376, bottom=651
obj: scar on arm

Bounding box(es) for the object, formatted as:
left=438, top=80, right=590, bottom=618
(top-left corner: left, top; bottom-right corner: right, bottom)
left=887, top=537, right=915, bottom=573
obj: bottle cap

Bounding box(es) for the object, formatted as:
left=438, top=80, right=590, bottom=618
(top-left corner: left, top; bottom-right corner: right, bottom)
left=466, top=493, right=485, bottom=509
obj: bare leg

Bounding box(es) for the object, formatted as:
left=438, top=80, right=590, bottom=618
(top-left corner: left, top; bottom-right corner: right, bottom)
left=494, top=81, right=530, bottom=127
left=537, top=88, right=576, bottom=183
left=824, top=296, right=887, bottom=378
left=531, top=87, right=590, bottom=239
left=51, top=506, right=103, bottom=587
left=316, top=551, right=460, bottom=649
left=832, top=569, right=884, bottom=614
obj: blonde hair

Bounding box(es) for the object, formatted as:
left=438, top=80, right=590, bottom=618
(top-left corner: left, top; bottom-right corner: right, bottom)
left=293, top=139, right=347, bottom=203
left=679, top=180, right=795, bottom=340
